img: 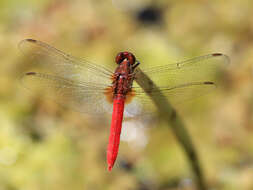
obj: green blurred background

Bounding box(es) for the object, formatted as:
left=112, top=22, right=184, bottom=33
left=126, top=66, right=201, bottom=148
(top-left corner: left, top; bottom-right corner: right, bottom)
left=0, top=0, right=253, bottom=189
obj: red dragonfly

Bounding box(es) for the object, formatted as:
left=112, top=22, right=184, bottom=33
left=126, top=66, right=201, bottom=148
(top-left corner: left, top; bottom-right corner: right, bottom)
left=19, top=39, right=229, bottom=171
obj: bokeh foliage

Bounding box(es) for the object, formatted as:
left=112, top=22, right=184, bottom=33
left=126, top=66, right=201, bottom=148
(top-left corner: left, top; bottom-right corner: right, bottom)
left=0, top=0, right=253, bottom=189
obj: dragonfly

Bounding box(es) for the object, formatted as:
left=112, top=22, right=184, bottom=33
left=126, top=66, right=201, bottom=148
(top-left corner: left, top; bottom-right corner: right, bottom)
left=19, top=39, right=229, bottom=171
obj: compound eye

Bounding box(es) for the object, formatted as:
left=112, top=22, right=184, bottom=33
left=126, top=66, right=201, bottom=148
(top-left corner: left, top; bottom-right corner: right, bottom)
left=115, top=52, right=136, bottom=65
left=126, top=53, right=136, bottom=65
left=115, top=52, right=125, bottom=64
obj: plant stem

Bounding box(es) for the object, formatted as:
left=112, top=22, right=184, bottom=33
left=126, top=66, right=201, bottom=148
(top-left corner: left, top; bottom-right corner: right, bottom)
left=135, top=68, right=207, bottom=190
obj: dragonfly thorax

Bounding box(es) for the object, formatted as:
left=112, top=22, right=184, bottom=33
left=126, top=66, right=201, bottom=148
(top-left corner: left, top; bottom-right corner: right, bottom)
left=112, top=56, right=138, bottom=96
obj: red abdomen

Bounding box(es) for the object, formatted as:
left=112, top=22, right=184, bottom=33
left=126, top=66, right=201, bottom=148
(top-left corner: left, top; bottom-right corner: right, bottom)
left=107, top=94, right=125, bottom=171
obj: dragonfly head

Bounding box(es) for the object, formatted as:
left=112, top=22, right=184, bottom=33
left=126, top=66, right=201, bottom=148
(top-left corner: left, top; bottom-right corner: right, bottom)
left=115, top=52, right=136, bottom=65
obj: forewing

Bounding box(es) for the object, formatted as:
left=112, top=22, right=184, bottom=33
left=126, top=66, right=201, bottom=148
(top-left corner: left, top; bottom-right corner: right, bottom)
left=19, top=39, right=114, bottom=85
left=125, top=53, right=229, bottom=115
left=136, top=53, right=229, bottom=88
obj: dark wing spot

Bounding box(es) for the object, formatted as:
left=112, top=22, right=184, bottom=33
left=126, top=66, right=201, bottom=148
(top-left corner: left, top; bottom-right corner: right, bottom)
left=203, top=81, right=214, bottom=85
left=212, top=53, right=222, bottom=56
left=26, top=72, right=37, bottom=75
left=26, top=39, right=37, bottom=43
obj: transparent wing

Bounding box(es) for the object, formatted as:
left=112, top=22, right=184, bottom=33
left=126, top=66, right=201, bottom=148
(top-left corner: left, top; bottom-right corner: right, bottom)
left=19, top=39, right=114, bottom=114
left=124, top=53, right=229, bottom=115
left=19, top=39, right=114, bottom=84
left=21, top=72, right=113, bottom=114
